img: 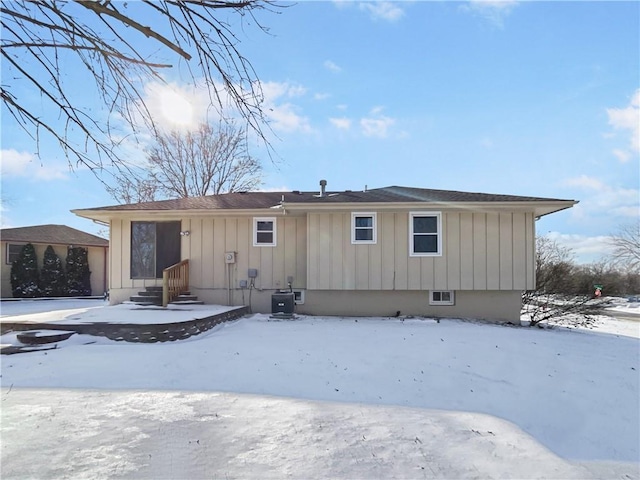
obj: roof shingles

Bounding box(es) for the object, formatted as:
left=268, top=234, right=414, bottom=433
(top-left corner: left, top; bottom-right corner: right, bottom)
left=75, top=186, right=574, bottom=213
left=0, top=225, right=108, bottom=247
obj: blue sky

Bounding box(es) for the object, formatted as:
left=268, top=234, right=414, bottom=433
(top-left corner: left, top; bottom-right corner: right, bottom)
left=1, top=1, right=638, bottom=264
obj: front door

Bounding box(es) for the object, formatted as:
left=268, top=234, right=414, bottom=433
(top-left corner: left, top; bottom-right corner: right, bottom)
left=131, top=221, right=181, bottom=279
left=155, top=222, right=181, bottom=277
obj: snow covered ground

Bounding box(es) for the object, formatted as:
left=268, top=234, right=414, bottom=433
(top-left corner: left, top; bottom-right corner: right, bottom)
left=1, top=300, right=639, bottom=479
left=0, top=298, right=237, bottom=325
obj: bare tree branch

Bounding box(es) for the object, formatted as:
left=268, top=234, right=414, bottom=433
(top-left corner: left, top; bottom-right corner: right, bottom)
left=1, top=0, right=281, bottom=172
left=106, top=122, right=262, bottom=204
left=608, top=222, right=640, bottom=273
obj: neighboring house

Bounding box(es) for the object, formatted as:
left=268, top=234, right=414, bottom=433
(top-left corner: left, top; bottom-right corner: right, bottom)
left=73, top=183, right=576, bottom=322
left=1, top=224, right=109, bottom=298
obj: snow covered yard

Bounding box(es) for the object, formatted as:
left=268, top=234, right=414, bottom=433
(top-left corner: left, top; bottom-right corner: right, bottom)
left=1, top=304, right=639, bottom=479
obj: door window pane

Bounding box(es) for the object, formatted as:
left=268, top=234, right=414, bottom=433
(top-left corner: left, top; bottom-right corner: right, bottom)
left=131, top=222, right=156, bottom=278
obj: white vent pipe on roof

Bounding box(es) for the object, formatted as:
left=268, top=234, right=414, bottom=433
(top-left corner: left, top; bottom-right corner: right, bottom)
left=319, top=179, right=327, bottom=197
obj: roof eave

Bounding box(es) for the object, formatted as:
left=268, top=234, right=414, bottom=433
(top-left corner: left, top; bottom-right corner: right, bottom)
left=284, top=200, right=579, bottom=214
left=71, top=207, right=292, bottom=221
left=533, top=201, right=579, bottom=219
left=72, top=200, right=578, bottom=220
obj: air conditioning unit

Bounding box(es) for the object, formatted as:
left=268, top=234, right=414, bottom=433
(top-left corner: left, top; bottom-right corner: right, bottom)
left=272, top=292, right=294, bottom=314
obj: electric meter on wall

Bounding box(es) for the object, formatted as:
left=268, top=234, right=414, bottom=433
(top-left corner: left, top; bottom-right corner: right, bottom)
left=224, top=252, right=236, bottom=264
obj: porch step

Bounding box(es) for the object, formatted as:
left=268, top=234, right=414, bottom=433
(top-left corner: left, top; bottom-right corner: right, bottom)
left=174, top=294, right=198, bottom=301
left=129, top=287, right=200, bottom=306
left=137, top=290, right=162, bottom=297
left=137, top=290, right=192, bottom=297
left=129, top=295, right=162, bottom=305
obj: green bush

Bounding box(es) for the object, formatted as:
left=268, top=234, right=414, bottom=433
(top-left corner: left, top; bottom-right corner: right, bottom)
left=40, top=245, right=66, bottom=297
left=10, top=243, right=40, bottom=298
left=66, top=247, right=92, bottom=296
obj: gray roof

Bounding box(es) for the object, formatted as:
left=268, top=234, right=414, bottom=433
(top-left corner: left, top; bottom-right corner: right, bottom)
left=0, top=225, right=108, bottom=247
left=75, top=186, right=575, bottom=212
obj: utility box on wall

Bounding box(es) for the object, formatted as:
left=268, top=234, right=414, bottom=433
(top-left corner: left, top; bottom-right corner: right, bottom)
left=272, top=292, right=295, bottom=314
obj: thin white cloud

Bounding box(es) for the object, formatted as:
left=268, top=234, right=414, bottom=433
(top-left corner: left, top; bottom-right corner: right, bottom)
left=565, top=175, right=606, bottom=191
left=287, top=84, right=308, bottom=98
left=545, top=232, right=614, bottom=264
left=563, top=175, right=639, bottom=221
left=324, top=60, right=342, bottom=73
left=262, top=81, right=312, bottom=134
left=612, top=149, right=631, bottom=163
left=330, top=117, right=352, bottom=130
left=359, top=2, right=405, bottom=22
left=0, top=149, right=68, bottom=180
left=262, top=81, right=307, bottom=102
left=459, top=0, right=519, bottom=28
left=268, top=104, right=312, bottom=133
left=606, top=89, right=640, bottom=161
left=314, top=93, right=331, bottom=101
left=360, top=108, right=395, bottom=138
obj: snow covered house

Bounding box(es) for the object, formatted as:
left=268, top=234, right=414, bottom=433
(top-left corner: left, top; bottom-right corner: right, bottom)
left=72, top=183, right=576, bottom=322
left=1, top=224, right=109, bottom=298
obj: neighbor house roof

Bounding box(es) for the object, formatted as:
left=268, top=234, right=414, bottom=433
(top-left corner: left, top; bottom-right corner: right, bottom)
left=0, top=225, right=108, bottom=247
left=73, top=185, right=577, bottom=220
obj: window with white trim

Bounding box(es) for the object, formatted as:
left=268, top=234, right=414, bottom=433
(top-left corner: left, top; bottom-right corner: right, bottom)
left=409, top=212, right=442, bottom=256
left=253, top=217, right=276, bottom=246
left=6, top=244, right=23, bottom=264
left=351, top=212, right=377, bottom=244
left=430, top=290, right=455, bottom=305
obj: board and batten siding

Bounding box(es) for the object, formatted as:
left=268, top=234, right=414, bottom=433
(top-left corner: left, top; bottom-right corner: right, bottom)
left=109, top=216, right=307, bottom=291
left=307, top=211, right=536, bottom=291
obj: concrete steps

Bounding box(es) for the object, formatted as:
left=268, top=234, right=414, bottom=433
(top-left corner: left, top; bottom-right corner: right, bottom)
left=129, top=288, right=203, bottom=306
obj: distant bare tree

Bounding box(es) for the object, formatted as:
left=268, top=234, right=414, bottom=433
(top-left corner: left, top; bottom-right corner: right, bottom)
left=534, top=236, right=575, bottom=293
left=1, top=1, right=280, bottom=172
left=608, top=222, right=640, bottom=273
left=105, top=176, right=159, bottom=205
left=522, top=236, right=607, bottom=327
left=106, top=122, right=262, bottom=203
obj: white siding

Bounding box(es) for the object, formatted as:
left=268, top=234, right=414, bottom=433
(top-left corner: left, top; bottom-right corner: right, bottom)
left=109, top=215, right=307, bottom=294
left=307, top=211, right=535, bottom=291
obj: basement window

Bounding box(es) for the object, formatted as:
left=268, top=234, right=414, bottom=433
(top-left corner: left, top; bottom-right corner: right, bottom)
left=430, top=291, right=455, bottom=306
left=293, top=289, right=305, bottom=305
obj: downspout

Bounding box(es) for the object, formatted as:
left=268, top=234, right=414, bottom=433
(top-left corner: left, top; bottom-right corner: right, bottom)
left=227, top=263, right=232, bottom=306
left=104, top=246, right=108, bottom=298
